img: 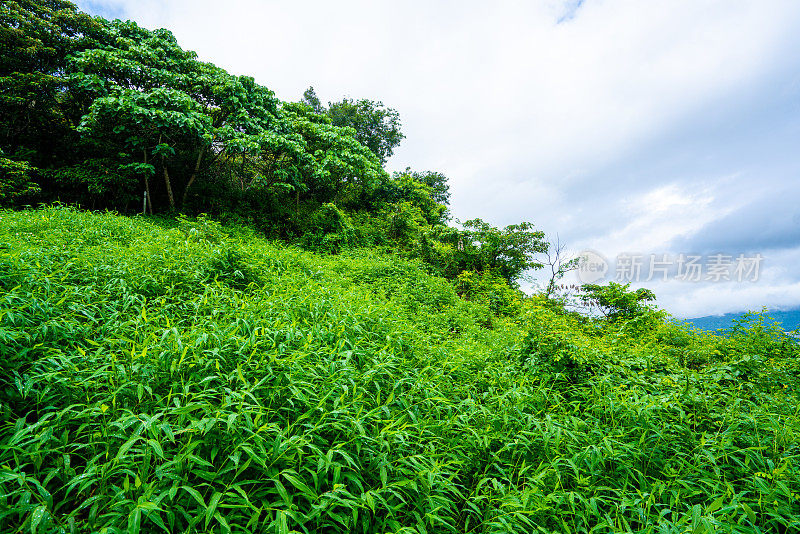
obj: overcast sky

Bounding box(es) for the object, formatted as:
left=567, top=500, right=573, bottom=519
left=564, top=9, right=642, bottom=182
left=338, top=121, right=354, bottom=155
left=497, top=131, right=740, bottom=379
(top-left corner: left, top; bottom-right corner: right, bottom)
left=77, top=0, right=800, bottom=318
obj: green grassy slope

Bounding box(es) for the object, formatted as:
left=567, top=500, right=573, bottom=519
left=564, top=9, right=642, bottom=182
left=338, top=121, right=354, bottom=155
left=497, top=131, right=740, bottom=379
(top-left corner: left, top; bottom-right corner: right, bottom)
left=1, top=207, right=799, bottom=533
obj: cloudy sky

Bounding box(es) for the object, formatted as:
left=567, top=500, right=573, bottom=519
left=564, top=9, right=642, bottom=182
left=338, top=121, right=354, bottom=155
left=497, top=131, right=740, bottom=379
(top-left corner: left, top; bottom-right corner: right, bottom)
left=77, top=0, right=800, bottom=318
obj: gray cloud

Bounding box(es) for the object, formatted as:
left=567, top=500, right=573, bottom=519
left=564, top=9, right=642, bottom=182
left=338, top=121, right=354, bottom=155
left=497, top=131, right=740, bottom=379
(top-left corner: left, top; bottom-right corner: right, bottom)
left=671, top=191, right=800, bottom=254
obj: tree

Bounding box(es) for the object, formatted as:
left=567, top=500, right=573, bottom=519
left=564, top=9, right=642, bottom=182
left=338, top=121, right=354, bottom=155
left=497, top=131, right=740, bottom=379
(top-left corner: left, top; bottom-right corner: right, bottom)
left=71, top=19, right=303, bottom=211
left=539, top=235, right=579, bottom=299
left=372, top=172, right=447, bottom=226
left=0, top=2, right=437, bottom=234
left=78, top=87, right=212, bottom=211
left=326, top=97, right=404, bottom=164
left=0, top=0, right=106, bottom=166
left=300, top=86, right=405, bottom=165
left=0, top=154, right=40, bottom=203
left=440, top=219, right=547, bottom=284
left=392, top=167, right=450, bottom=205
left=281, top=103, right=385, bottom=208
left=301, top=86, right=324, bottom=114
left=68, top=21, right=202, bottom=210
left=579, top=282, right=656, bottom=322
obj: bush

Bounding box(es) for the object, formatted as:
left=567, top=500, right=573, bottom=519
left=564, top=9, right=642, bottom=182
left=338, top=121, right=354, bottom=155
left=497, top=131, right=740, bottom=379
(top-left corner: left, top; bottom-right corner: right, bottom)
left=300, top=202, right=358, bottom=253
left=715, top=310, right=799, bottom=363
left=454, top=269, right=522, bottom=317
left=579, top=282, right=657, bottom=322
left=520, top=303, right=597, bottom=382
left=177, top=213, right=227, bottom=244
left=384, top=200, right=426, bottom=244
left=0, top=157, right=40, bottom=205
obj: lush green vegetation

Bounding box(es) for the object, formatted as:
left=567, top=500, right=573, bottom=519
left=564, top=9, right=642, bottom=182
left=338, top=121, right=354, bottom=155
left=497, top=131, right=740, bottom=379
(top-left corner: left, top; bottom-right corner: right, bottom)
left=1, top=0, right=552, bottom=293
left=3, top=2, right=800, bottom=533
left=0, top=1, right=417, bottom=226
left=1, top=207, right=799, bottom=533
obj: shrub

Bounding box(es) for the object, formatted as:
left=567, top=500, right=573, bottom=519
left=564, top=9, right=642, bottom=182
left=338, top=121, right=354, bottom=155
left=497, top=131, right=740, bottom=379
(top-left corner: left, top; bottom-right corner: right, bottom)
left=713, top=310, right=799, bottom=374
left=454, top=269, right=522, bottom=317
left=519, top=302, right=599, bottom=382
left=384, top=200, right=426, bottom=244
left=579, top=282, right=657, bottom=322
left=0, top=157, right=40, bottom=205
left=300, top=202, right=358, bottom=253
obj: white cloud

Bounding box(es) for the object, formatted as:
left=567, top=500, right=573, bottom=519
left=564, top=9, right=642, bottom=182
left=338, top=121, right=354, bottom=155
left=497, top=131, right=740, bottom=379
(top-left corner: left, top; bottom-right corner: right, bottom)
left=652, top=276, right=800, bottom=318
left=76, top=0, right=800, bottom=316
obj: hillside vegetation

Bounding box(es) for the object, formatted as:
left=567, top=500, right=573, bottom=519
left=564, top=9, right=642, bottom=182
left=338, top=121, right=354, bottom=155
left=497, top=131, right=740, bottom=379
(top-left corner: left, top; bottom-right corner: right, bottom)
left=1, top=207, right=799, bottom=533
left=3, top=1, right=800, bottom=532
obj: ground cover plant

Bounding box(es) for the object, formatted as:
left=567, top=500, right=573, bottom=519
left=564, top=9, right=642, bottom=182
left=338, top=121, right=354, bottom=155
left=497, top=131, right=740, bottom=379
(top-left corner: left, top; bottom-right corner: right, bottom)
left=1, top=207, right=799, bottom=533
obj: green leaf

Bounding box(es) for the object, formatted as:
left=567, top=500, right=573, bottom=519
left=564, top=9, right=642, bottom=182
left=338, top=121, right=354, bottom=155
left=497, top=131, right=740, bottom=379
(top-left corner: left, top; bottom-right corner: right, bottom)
left=380, top=465, right=387, bottom=487
left=205, top=491, right=222, bottom=529
left=282, top=471, right=317, bottom=499
left=129, top=508, right=142, bottom=534
left=116, top=436, right=139, bottom=461
left=705, top=494, right=725, bottom=514
left=273, top=478, right=291, bottom=506
left=277, top=510, right=289, bottom=534
left=30, top=505, right=46, bottom=534
left=741, top=502, right=757, bottom=524
left=148, top=439, right=164, bottom=459
left=214, top=511, right=231, bottom=534
left=182, top=485, right=205, bottom=509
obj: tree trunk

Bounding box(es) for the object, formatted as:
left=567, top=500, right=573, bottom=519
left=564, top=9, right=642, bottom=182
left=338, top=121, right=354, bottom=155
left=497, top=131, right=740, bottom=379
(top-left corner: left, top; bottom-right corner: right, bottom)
left=146, top=177, right=153, bottom=215
left=181, top=149, right=203, bottom=207
left=162, top=156, right=176, bottom=212
left=143, top=150, right=153, bottom=214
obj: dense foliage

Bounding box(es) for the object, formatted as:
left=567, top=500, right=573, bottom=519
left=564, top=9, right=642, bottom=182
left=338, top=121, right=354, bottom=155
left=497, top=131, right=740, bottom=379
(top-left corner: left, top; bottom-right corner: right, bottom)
left=1, top=1, right=387, bottom=218
left=1, top=208, right=799, bottom=534
left=0, top=0, right=550, bottom=291
left=2, top=2, right=800, bottom=533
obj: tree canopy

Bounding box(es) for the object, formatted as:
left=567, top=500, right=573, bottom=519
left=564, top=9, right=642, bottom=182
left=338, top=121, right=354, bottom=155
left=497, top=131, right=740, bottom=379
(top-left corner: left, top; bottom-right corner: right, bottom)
left=300, top=86, right=405, bottom=165
left=0, top=0, right=551, bottom=289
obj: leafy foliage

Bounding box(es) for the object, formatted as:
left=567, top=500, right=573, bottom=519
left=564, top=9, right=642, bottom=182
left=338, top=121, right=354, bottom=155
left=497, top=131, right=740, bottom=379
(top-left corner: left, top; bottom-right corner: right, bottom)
left=300, top=203, right=358, bottom=253
left=325, top=97, right=404, bottom=165
left=301, top=86, right=324, bottom=114
left=455, top=269, right=522, bottom=317
left=580, top=281, right=658, bottom=322
left=0, top=156, right=40, bottom=203
left=0, top=1, right=547, bottom=301
left=0, top=0, right=104, bottom=166
left=1, top=1, right=398, bottom=220
left=375, top=171, right=449, bottom=225
left=4, top=5, right=800, bottom=532
left=447, top=219, right=548, bottom=284
left=393, top=167, right=451, bottom=206
left=0, top=208, right=798, bottom=534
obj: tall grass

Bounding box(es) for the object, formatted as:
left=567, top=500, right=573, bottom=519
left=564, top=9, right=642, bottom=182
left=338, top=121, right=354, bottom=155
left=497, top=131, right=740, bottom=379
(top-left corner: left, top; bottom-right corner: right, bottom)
left=1, top=207, right=798, bottom=533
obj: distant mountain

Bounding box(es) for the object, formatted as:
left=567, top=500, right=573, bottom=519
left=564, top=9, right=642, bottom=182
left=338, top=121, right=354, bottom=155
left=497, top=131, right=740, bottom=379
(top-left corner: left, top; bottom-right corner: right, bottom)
left=685, top=308, right=800, bottom=332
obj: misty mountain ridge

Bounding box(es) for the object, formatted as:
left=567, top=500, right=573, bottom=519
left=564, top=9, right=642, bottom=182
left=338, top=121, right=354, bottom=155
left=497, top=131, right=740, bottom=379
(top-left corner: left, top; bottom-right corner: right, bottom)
left=686, top=307, right=800, bottom=332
